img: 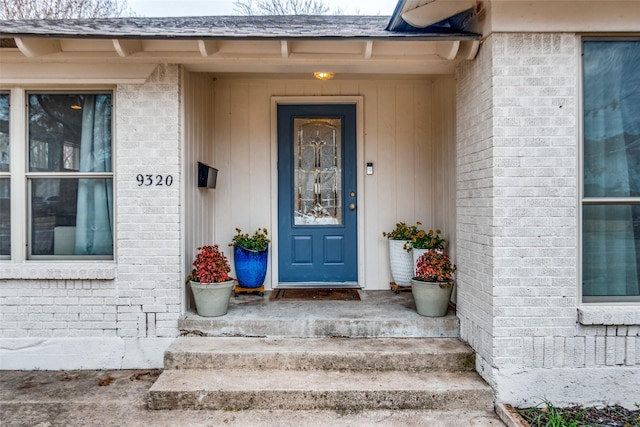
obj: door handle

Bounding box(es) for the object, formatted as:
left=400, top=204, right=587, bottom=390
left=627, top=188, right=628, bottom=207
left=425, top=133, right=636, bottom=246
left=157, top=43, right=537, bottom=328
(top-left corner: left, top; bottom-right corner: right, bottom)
left=349, top=203, right=356, bottom=211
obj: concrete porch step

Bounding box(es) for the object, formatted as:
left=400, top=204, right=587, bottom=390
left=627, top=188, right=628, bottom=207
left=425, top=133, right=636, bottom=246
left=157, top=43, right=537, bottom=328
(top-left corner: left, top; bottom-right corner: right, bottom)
left=147, top=369, right=495, bottom=411
left=164, top=337, right=476, bottom=372
left=179, top=290, right=460, bottom=338
left=152, top=292, right=495, bottom=415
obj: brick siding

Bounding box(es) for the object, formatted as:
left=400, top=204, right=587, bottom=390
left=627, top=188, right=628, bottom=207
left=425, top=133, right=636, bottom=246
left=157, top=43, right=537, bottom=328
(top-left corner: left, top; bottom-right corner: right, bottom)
left=0, top=65, right=182, bottom=343
left=457, top=33, right=639, bottom=376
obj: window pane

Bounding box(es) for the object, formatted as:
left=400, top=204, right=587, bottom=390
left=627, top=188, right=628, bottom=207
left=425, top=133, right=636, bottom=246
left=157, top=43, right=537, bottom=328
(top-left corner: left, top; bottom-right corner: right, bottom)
left=583, top=204, right=640, bottom=299
left=28, top=94, right=112, bottom=173
left=583, top=41, right=640, bottom=197
left=31, top=178, right=113, bottom=257
left=0, top=178, right=9, bottom=256
left=0, top=93, right=8, bottom=172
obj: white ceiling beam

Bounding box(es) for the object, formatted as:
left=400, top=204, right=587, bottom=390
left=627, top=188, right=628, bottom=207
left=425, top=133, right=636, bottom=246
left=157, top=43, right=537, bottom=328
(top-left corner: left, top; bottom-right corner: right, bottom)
left=436, top=40, right=460, bottom=60
left=401, top=0, right=476, bottom=28
left=198, top=40, right=219, bottom=56
left=281, top=40, right=289, bottom=58
left=112, top=39, right=143, bottom=57
left=15, top=38, right=61, bottom=57
left=363, top=41, right=373, bottom=59
left=457, top=40, right=480, bottom=60
left=0, top=63, right=158, bottom=84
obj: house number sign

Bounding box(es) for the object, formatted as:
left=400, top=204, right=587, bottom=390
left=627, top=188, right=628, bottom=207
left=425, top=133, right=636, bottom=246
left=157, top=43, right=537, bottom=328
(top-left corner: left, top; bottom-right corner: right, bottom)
left=136, top=174, right=174, bottom=187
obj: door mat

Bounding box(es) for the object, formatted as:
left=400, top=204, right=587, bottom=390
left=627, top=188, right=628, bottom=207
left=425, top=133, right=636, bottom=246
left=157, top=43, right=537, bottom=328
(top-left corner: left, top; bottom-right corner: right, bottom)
left=269, top=288, right=360, bottom=301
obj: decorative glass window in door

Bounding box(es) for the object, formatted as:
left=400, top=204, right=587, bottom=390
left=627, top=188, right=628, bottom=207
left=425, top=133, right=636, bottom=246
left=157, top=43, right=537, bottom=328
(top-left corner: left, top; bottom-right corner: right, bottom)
left=293, top=118, right=342, bottom=225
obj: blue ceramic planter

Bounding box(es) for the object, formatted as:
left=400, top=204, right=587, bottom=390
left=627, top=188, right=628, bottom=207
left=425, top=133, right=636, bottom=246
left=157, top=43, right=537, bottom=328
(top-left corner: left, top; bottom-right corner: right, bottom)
left=234, top=245, right=268, bottom=288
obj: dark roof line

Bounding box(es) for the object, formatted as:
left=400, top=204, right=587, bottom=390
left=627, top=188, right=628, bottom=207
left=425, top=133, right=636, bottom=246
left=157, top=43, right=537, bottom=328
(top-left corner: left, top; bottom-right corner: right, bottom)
left=0, top=15, right=480, bottom=41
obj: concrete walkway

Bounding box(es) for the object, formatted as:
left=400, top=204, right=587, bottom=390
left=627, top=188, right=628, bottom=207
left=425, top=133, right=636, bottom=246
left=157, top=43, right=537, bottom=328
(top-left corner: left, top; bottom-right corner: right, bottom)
left=0, top=369, right=505, bottom=426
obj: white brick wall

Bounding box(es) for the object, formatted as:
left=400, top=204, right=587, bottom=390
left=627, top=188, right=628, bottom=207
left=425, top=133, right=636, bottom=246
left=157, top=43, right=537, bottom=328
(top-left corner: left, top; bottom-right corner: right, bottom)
left=115, top=64, right=183, bottom=339
left=457, top=33, right=639, bottom=407
left=456, top=35, right=496, bottom=369
left=0, top=64, right=182, bottom=368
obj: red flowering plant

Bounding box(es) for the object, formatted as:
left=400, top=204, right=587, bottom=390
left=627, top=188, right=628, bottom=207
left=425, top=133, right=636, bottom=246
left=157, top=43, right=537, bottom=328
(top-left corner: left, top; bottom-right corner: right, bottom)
left=414, top=249, right=456, bottom=288
left=187, top=245, right=232, bottom=284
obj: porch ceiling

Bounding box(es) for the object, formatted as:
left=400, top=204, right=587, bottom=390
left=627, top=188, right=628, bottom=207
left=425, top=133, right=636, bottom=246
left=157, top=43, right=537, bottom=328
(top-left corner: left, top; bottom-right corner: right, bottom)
left=1, top=37, right=479, bottom=76
left=0, top=15, right=480, bottom=76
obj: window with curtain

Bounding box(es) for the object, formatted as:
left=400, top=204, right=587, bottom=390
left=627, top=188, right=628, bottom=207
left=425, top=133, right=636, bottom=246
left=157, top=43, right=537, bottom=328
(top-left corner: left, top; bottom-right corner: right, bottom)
left=0, top=92, right=9, bottom=257
left=582, top=40, right=640, bottom=302
left=28, top=93, right=113, bottom=258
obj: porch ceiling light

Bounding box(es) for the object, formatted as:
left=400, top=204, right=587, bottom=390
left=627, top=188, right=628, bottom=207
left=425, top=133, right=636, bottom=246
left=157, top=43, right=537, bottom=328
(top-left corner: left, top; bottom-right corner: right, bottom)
left=314, top=71, right=335, bottom=80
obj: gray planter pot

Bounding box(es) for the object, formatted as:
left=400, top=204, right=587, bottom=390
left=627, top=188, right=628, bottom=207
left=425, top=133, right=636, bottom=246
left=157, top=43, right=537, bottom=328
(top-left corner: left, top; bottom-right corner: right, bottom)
left=410, top=278, right=453, bottom=317
left=190, top=280, right=235, bottom=317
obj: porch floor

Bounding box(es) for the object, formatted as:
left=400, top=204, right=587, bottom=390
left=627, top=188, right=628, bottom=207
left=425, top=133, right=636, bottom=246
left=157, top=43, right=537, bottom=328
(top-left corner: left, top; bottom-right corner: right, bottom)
left=179, top=290, right=460, bottom=338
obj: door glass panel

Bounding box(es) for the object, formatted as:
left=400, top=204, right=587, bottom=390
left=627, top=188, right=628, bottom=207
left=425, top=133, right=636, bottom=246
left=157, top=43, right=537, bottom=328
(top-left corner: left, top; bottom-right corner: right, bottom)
left=294, top=118, right=342, bottom=225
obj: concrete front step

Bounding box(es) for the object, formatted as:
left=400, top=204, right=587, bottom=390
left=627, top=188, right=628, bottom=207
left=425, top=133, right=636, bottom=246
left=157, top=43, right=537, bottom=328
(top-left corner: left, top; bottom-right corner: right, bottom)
left=152, top=293, right=494, bottom=414
left=147, top=369, right=495, bottom=411
left=164, top=337, right=476, bottom=372
left=179, top=291, right=460, bottom=338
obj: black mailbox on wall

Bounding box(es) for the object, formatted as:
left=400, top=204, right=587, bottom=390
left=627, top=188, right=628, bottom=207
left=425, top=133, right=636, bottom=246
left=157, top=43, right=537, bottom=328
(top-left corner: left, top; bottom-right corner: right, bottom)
left=197, top=162, right=218, bottom=189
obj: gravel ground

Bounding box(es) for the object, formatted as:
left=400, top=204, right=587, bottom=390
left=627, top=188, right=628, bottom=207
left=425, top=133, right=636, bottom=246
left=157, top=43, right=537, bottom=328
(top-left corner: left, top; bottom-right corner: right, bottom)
left=518, top=404, right=640, bottom=426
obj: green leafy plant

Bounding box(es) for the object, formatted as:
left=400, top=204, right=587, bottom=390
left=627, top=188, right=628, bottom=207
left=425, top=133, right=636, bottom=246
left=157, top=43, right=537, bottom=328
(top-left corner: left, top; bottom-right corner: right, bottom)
left=410, top=228, right=446, bottom=250
left=188, top=245, right=232, bottom=284
left=230, top=227, right=270, bottom=252
left=382, top=222, right=423, bottom=241
left=414, top=249, right=456, bottom=288
left=518, top=400, right=587, bottom=427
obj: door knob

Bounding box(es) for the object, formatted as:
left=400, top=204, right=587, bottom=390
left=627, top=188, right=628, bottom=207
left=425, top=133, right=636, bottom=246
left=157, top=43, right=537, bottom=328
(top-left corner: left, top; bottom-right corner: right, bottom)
left=349, top=203, right=356, bottom=211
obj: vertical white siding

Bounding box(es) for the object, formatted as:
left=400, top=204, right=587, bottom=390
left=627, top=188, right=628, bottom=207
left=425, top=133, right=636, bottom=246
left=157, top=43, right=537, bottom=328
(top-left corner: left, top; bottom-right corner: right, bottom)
left=183, top=71, right=215, bottom=303
left=202, top=77, right=456, bottom=290
left=432, top=77, right=458, bottom=263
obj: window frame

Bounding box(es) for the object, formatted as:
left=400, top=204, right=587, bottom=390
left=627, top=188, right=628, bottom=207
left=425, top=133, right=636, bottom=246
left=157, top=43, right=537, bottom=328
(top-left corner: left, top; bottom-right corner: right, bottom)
left=0, top=87, right=116, bottom=263
left=0, top=91, right=10, bottom=260
left=580, top=36, right=640, bottom=304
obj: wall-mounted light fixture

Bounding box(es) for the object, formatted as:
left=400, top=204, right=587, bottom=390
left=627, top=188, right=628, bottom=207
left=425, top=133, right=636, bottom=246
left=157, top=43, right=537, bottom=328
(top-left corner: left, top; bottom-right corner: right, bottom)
left=197, top=161, right=218, bottom=189
left=313, top=71, right=335, bottom=80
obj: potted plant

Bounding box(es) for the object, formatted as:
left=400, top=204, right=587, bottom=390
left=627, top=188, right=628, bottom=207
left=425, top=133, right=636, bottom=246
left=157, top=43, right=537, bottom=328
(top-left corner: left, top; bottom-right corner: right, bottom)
left=230, top=227, right=270, bottom=289
left=410, top=249, right=456, bottom=317
left=383, top=222, right=422, bottom=288
left=188, top=244, right=235, bottom=317
left=409, top=228, right=446, bottom=274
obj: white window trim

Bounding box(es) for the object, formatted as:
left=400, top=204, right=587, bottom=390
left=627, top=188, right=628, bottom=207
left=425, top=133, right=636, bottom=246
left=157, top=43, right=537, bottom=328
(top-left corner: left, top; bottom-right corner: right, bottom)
left=578, top=36, right=640, bottom=310
left=1, top=87, right=117, bottom=278
left=0, top=90, right=10, bottom=260
left=578, top=306, right=640, bottom=325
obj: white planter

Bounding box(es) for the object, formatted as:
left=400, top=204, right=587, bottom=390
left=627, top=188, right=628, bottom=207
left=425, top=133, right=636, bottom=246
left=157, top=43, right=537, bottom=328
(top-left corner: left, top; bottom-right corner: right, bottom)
left=410, top=278, right=454, bottom=317
left=388, top=239, right=413, bottom=287
left=190, top=280, right=235, bottom=317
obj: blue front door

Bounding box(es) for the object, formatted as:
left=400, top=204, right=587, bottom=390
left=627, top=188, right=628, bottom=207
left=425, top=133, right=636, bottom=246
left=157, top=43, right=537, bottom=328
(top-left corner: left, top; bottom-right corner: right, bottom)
left=277, top=104, right=358, bottom=285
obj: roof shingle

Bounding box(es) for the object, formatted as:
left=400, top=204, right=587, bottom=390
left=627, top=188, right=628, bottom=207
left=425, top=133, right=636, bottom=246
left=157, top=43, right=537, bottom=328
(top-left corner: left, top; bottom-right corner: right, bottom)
left=0, top=15, right=479, bottom=40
